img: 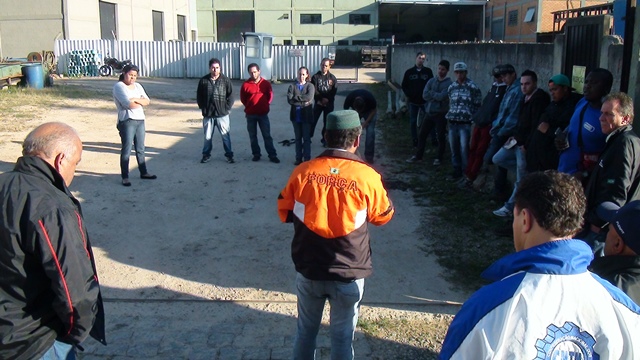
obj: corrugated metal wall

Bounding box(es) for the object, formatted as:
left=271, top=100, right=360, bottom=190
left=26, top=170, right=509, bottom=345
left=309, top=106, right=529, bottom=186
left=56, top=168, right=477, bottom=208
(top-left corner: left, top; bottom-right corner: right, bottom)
left=55, top=40, right=330, bottom=80
left=271, top=46, right=329, bottom=81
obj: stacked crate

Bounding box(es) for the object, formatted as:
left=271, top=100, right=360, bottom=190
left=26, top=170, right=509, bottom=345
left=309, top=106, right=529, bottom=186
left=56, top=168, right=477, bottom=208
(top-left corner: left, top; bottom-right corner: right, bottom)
left=67, top=50, right=100, bottom=77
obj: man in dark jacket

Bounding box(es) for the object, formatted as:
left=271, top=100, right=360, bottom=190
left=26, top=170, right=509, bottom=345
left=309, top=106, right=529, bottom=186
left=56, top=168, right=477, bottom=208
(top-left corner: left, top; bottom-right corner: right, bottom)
left=310, top=57, right=338, bottom=145
left=582, top=92, right=640, bottom=252
left=0, top=122, right=106, bottom=359
left=589, top=200, right=640, bottom=305
left=401, top=52, right=434, bottom=147
left=492, top=70, right=548, bottom=217
left=461, top=65, right=506, bottom=186
left=526, top=74, right=582, bottom=172
left=196, top=57, right=235, bottom=164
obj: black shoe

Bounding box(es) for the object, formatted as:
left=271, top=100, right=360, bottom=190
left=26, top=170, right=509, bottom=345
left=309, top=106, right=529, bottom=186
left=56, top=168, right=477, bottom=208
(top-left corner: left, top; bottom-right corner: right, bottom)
left=294, top=159, right=303, bottom=165
left=200, top=155, right=211, bottom=163
left=252, top=155, right=261, bottom=162
left=140, top=173, right=157, bottom=180
left=269, top=157, right=280, bottom=163
left=227, top=157, right=235, bottom=164
left=122, top=179, right=131, bottom=187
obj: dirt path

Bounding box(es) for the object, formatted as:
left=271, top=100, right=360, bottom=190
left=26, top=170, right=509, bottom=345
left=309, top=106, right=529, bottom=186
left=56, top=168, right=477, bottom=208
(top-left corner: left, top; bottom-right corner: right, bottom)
left=0, top=76, right=468, bottom=359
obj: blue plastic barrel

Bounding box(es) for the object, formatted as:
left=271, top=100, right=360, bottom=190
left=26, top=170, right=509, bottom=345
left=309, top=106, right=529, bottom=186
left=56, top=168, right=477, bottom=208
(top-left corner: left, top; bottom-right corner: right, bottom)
left=22, top=63, right=44, bottom=89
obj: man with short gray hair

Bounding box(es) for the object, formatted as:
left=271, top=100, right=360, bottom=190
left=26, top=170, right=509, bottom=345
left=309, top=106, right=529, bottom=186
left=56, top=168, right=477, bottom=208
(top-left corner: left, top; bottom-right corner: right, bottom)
left=582, top=92, right=640, bottom=252
left=0, top=122, right=106, bottom=359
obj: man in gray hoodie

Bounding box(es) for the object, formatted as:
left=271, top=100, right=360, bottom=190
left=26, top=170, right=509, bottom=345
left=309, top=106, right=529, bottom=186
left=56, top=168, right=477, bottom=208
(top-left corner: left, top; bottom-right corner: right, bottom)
left=406, top=60, right=452, bottom=165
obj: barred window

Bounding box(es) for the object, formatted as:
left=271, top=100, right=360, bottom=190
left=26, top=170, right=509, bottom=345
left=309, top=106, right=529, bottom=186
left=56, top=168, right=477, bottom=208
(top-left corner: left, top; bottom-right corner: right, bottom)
left=508, top=10, right=518, bottom=27
left=349, top=14, right=371, bottom=25
left=300, top=14, right=322, bottom=24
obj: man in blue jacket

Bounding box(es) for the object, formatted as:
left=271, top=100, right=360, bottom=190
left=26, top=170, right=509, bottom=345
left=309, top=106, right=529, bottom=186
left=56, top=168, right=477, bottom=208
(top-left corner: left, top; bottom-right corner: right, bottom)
left=440, top=170, right=640, bottom=359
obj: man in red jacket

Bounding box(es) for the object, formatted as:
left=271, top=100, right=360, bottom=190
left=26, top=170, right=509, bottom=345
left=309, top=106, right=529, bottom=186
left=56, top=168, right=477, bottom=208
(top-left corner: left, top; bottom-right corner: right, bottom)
left=240, top=63, right=280, bottom=163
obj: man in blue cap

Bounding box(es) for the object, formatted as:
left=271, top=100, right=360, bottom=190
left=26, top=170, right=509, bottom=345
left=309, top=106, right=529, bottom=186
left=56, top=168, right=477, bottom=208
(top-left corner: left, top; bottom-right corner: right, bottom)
left=589, top=200, right=640, bottom=305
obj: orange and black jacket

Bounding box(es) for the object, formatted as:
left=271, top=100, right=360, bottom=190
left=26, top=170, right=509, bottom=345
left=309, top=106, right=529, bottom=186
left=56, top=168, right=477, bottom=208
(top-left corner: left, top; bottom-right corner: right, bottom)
left=278, top=150, right=394, bottom=281
left=0, top=156, right=106, bottom=359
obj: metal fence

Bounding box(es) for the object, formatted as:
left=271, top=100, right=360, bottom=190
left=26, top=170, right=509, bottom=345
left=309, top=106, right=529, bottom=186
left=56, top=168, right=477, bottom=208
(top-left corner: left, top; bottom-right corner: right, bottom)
left=54, top=40, right=332, bottom=80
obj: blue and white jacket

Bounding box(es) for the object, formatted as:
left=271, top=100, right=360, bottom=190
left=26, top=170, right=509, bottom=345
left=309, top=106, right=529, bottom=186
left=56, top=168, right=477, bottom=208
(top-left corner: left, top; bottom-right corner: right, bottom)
left=439, top=240, right=640, bottom=360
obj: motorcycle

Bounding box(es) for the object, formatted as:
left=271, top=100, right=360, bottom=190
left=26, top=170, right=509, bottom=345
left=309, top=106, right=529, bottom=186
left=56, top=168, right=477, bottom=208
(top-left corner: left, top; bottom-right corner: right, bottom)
left=99, top=57, right=132, bottom=77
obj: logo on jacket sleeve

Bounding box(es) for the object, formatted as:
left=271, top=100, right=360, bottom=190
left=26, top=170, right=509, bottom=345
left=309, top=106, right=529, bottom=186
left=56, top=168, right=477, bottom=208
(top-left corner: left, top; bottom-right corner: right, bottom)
left=534, top=321, right=599, bottom=360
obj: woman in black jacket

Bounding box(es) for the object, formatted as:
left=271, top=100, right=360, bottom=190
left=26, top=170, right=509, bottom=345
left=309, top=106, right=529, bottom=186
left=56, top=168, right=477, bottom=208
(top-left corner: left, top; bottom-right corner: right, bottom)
left=287, top=66, right=315, bottom=165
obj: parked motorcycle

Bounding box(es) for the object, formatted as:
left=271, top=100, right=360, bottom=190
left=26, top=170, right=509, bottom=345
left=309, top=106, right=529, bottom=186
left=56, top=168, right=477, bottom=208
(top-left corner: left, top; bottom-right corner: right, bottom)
left=99, top=57, right=132, bottom=77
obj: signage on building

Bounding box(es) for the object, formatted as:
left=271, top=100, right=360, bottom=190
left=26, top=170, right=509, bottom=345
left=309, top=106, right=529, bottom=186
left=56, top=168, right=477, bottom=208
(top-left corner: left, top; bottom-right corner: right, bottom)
left=288, top=49, right=304, bottom=57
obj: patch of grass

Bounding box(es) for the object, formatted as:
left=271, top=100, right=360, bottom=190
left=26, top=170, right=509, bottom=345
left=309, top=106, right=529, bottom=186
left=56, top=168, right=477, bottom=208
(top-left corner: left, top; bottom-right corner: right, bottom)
left=368, top=83, right=514, bottom=292
left=0, top=85, right=109, bottom=132
left=358, top=315, right=452, bottom=359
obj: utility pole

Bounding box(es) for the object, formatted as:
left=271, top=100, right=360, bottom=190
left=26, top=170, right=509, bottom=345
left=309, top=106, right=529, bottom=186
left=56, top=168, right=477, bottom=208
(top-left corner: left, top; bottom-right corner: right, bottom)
left=620, top=0, right=636, bottom=93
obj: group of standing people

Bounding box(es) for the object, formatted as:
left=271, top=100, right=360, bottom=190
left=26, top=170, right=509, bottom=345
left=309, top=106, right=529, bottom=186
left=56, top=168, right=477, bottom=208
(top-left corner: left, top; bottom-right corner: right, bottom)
left=110, top=56, right=380, bottom=184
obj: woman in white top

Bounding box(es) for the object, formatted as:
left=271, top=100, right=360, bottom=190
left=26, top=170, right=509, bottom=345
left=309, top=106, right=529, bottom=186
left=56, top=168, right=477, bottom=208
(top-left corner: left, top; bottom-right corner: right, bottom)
left=112, top=64, right=156, bottom=186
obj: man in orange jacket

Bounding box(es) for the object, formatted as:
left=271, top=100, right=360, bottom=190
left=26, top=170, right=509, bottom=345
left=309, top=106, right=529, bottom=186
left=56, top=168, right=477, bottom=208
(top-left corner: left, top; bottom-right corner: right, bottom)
left=278, top=110, right=394, bottom=360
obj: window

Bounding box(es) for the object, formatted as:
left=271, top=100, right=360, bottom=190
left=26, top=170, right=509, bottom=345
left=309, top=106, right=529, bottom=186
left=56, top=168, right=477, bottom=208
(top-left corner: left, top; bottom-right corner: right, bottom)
left=152, top=10, right=164, bottom=41
left=300, top=14, right=322, bottom=24
left=283, top=40, right=292, bottom=45
left=508, top=10, right=518, bottom=27
left=177, top=15, right=186, bottom=41
left=99, top=1, right=117, bottom=40
left=524, top=7, right=536, bottom=23
left=297, top=40, right=305, bottom=45
left=351, top=40, right=369, bottom=45
left=262, top=36, right=272, bottom=58
left=308, top=40, right=320, bottom=45
left=246, top=36, right=260, bottom=58
left=349, top=14, right=370, bottom=25
left=337, top=40, right=349, bottom=45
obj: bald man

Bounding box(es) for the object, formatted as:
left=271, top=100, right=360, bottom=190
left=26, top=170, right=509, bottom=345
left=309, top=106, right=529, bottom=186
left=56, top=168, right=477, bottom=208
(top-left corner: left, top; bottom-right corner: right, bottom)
left=0, top=123, right=105, bottom=359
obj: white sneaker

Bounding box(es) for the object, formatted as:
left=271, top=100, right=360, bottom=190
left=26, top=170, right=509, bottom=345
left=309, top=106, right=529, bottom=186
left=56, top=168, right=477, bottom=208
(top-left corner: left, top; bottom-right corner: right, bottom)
left=433, top=159, right=441, bottom=166
left=493, top=206, right=513, bottom=217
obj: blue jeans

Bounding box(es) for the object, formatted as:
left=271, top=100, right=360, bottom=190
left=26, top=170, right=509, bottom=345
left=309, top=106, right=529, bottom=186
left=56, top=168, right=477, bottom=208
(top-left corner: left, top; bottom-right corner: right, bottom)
left=409, top=103, right=422, bottom=146
left=448, top=123, right=471, bottom=174
left=362, top=113, right=377, bottom=162
left=293, top=273, right=365, bottom=360
left=246, top=114, right=277, bottom=158
left=202, top=116, right=233, bottom=158
left=117, top=119, right=148, bottom=179
left=493, top=145, right=527, bottom=211
left=291, top=121, right=311, bottom=161
left=39, top=340, right=75, bottom=360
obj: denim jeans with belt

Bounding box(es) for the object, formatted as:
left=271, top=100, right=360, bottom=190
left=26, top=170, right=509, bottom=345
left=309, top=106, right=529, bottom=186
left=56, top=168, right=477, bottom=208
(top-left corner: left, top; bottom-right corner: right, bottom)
left=202, top=115, right=233, bottom=159
left=117, top=119, right=148, bottom=179
left=293, top=273, right=365, bottom=360
left=246, top=114, right=277, bottom=159
left=448, top=122, right=472, bottom=174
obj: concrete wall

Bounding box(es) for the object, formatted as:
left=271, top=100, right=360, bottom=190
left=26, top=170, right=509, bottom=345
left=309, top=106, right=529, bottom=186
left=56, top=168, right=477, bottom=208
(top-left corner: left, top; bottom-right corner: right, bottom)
left=389, top=38, right=631, bottom=108
left=389, top=43, right=555, bottom=95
